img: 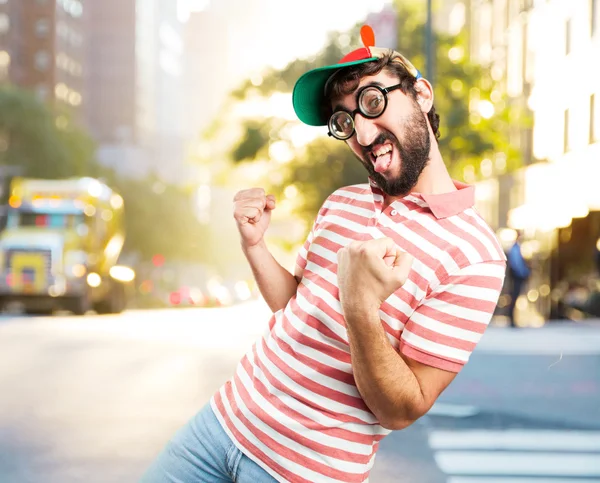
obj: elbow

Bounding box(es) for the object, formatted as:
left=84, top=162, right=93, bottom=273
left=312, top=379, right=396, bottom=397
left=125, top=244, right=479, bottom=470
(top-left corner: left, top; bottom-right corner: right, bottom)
left=379, top=417, right=416, bottom=431
left=377, top=403, right=429, bottom=431
left=267, top=302, right=287, bottom=313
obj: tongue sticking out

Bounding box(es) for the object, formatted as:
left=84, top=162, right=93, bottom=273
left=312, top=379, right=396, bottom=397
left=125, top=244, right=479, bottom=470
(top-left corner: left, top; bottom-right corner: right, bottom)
left=374, top=151, right=392, bottom=173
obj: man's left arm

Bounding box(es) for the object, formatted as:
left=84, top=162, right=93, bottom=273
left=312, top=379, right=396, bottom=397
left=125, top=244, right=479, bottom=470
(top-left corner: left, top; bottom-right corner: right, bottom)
left=344, top=306, right=456, bottom=430
left=338, top=240, right=506, bottom=430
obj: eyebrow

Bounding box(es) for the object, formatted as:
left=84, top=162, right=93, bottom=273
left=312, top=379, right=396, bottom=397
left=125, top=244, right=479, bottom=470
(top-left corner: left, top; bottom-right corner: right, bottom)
left=331, top=81, right=388, bottom=113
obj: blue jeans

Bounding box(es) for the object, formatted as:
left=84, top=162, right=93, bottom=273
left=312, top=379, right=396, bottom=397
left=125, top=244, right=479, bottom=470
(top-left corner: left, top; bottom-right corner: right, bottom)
left=139, top=403, right=280, bottom=483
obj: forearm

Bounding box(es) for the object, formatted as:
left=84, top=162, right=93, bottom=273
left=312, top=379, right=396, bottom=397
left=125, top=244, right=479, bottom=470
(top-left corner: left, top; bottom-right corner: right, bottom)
left=345, top=303, right=426, bottom=429
left=243, top=240, right=299, bottom=313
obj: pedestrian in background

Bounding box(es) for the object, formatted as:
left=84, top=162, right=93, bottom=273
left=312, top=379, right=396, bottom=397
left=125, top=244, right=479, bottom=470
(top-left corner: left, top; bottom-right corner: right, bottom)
left=506, top=231, right=530, bottom=327
left=594, top=236, right=600, bottom=276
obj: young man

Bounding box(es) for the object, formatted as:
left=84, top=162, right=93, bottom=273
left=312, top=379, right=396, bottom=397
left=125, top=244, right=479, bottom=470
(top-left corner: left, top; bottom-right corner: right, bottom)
left=141, top=27, right=506, bottom=483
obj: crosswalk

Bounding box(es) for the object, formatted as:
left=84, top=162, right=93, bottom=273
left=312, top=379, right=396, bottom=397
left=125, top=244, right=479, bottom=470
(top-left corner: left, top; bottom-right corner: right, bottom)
left=428, top=429, right=600, bottom=482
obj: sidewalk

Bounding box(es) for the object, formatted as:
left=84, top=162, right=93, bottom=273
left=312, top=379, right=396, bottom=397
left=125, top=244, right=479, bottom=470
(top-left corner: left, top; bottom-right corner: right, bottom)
left=479, top=319, right=600, bottom=354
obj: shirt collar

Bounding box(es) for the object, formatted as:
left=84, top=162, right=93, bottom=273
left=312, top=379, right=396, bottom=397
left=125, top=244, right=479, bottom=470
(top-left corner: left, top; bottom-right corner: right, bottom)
left=368, top=178, right=475, bottom=219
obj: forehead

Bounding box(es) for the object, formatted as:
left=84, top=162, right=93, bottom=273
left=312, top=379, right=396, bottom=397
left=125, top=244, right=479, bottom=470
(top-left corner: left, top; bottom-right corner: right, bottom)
left=355, top=70, right=398, bottom=91
left=334, top=70, right=402, bottom=107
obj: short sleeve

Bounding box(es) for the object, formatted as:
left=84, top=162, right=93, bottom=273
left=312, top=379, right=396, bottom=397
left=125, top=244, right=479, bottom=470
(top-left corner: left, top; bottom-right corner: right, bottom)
left=294, top=226, right=315, bottom=280
left=400, top=260, right=506, bottom=373
left=294, top=205, right=327, bottom=280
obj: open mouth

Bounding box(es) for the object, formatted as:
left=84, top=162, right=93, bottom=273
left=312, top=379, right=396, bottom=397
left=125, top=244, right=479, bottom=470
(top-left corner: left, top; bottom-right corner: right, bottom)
left=370, top=143, right=394, bottom=173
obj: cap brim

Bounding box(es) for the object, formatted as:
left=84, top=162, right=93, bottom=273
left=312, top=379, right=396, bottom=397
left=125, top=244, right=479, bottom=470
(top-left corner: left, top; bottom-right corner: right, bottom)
left=292, top=57, right=377, bottom=127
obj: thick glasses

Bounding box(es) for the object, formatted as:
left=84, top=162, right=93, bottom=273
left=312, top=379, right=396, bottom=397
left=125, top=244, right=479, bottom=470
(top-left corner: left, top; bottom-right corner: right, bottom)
left=327, top=83, right=403, bottom=140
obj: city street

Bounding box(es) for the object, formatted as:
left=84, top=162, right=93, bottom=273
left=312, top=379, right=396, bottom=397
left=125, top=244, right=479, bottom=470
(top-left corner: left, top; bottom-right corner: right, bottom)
left=0, top=301, right=599, bottom=483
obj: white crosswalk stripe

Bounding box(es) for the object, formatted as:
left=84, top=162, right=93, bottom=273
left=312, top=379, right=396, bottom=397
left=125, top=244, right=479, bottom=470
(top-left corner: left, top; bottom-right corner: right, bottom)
left=428, top=429, right=600, bottom=482
left=476, top=327, right=600, bottom=355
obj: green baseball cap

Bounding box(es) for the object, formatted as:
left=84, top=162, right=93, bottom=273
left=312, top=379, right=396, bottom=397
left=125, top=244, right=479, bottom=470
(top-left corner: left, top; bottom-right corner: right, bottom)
left=292, top=26, right=422, bottom=127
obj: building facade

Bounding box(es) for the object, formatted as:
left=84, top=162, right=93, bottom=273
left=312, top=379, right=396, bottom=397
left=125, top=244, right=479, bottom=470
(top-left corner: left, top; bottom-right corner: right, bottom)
left=84, top=0, right=137, bottom=145
left=0, top=0, right=85, bottom=115
left=469, top=0, right=600, bottom=322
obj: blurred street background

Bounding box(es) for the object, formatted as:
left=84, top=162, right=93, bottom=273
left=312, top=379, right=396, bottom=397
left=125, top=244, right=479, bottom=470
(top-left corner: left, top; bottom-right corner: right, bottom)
left=0, top=0, right=599, bottom=481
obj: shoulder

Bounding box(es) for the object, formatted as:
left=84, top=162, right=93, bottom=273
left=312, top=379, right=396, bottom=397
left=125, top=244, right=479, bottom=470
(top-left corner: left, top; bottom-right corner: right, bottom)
left=326, top=184, right=371, bottom=202
left=424, top=206, right=505, bottom=268
left=318, top=184, right=372, bottom=214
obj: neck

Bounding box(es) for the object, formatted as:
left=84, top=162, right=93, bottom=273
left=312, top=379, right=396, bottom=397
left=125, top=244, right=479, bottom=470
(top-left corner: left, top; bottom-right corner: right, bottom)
left=384, top=135, right=456, bottom=207
left=411, top=141, right=455, bottom=195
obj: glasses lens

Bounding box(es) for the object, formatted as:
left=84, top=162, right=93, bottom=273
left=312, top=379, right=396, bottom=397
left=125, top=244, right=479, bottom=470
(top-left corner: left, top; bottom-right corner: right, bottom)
left=329, top=111, right=354, bottom=140
left=359, top=87, right=386, bottom=117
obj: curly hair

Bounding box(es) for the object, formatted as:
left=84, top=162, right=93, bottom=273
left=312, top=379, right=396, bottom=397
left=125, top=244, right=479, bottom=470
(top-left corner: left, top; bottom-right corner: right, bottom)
left=322, top=52, right=441, bottom=141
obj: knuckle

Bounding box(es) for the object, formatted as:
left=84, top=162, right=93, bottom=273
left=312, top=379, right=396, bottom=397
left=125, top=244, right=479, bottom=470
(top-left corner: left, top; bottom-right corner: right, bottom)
left=234, top=189, right=249, bottom=200
left=357, top=244, right=369, bottom=255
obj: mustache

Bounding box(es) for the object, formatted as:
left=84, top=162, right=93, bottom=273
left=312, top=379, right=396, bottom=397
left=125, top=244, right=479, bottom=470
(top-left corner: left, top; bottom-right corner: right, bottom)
left=361, top=132, right=399, bottom=158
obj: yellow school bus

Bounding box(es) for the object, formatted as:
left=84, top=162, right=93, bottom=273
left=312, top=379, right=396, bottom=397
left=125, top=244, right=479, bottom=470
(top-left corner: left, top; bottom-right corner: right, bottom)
left=0, top=177, right=134, bottom=315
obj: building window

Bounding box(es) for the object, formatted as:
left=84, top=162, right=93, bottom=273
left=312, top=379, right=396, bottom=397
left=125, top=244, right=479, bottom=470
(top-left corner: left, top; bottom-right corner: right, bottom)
left=0, top=13, right=9, bottom=35
left=34, top=51, right=51, bottom=71
left=592, top=94, right=597, bottom=143
left=60, top=0, right=83, bottom=18
left=565, top=19, right=571, bottom=55
left=0, top=50, right=10, bottom=80
left=55, top=82, right=68, bottom=100
left=564, top=108, right=570, bottom=153
left=36, top=84, right=49, bottom=101
left=0, top=50, right=9, bottom=67
left=35, top=19, right=51, bottom=38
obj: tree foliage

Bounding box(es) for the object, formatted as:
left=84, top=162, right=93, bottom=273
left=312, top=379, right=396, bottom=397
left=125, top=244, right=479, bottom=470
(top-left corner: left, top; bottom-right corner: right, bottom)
left=231, top=120, right=272, bottom=162
left=0, top=86, right=96, bottom=178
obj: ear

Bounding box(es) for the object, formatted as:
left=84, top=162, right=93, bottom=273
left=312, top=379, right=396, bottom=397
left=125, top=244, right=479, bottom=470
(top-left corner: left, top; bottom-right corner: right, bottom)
left=414, top=78, right=434, bottom=113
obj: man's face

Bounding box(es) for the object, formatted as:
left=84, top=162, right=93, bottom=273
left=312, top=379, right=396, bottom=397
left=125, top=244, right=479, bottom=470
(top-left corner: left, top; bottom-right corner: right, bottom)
left=332, top=70, right=431, bottom=197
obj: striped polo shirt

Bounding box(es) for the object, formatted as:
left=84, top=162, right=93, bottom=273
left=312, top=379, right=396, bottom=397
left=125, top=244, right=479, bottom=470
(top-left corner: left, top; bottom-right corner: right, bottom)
left=211, top=178, right=506, bottom=482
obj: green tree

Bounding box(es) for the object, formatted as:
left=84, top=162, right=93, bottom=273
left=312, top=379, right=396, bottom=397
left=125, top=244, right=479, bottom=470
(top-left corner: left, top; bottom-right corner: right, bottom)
left=388, top=1, right=526, bottom=178
left=0, top=86, right=96, bottom=178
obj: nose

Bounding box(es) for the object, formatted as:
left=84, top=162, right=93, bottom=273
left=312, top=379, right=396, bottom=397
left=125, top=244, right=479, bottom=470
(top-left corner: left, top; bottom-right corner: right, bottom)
left=353, top=113, right=378, bottom=147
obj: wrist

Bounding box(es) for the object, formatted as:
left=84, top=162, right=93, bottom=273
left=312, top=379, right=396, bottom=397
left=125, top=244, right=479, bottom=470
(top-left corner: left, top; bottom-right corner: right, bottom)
left=242, top=238, right=266, bottom=254
left=341, top=293, right=381, bottom=321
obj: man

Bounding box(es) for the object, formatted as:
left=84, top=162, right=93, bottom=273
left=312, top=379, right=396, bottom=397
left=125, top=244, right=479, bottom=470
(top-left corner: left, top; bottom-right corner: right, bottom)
left=506, top=230, right=530, bottom=327
left=141, top=26, right=506, bottom=483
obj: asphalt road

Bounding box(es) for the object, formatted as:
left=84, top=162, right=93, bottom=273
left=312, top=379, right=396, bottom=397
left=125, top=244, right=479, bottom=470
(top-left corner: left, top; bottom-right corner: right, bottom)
left=0, top=301, right=598, bottom=483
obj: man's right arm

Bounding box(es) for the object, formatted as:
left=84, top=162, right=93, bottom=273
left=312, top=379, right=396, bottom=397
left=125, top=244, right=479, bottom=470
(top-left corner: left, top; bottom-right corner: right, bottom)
left=243, top=239, right=299, bottom=313
left=233, top=188, right=299, bottom=313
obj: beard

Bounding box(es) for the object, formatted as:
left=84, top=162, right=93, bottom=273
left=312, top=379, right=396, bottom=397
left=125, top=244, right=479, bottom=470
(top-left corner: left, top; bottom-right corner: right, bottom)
left=358, top=108, right=431, bottom=197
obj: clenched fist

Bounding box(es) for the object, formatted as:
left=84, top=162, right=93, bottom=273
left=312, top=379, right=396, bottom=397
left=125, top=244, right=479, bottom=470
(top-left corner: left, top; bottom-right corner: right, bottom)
left=233, top=188, right=276, bottom=249
left=337, top=238, right=414, bottom=312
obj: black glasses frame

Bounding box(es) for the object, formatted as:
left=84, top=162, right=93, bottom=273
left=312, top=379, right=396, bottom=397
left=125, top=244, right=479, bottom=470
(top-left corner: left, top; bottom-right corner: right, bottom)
left=327, top=83, right=404, bottom=140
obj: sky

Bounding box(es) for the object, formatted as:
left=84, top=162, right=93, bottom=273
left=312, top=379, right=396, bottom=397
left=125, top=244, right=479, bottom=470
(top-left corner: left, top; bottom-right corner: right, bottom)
left=181, top=0, right=392, bottom=77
